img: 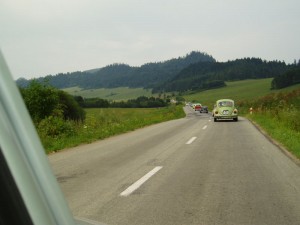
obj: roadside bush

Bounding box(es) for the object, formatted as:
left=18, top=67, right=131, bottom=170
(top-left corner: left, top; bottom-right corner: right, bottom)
left=20, top=80, right=59, bottom=122
left=238, top=88, right=300, bottom=114
left=37, top=115, right=75, bottom=138
left=20, top=80, right=85, bottom=122
left=58, top=90, right=85, bottom=121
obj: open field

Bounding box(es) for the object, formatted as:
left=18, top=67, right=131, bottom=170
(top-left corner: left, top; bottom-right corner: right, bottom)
left=63, top=79, right=300, bottom=107
left=62, top=86, right=157, bottom=101
left=184, top=78, right=300, bottom=109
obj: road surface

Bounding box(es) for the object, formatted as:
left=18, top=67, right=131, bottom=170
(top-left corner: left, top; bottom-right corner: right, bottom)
left=48, top=106, right=300, bottom=225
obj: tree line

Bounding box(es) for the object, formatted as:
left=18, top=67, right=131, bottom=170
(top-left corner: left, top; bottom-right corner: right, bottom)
left=271, top=68, right=300, bottom=89
left=16, top=51, right=216, bottom=90
left=153, top=58, right=289, bottom=92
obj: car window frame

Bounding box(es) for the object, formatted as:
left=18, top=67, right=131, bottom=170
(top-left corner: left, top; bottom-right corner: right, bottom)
left=0, top=50, right=77, bottom=225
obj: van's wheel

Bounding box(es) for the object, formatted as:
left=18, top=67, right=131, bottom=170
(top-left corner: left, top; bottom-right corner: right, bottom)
left=214, top=118, right=217, bottom=122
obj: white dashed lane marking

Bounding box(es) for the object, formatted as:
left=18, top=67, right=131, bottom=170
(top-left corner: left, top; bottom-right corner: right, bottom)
left=186, top=137, right=197, bottom=145
left=120, top=166, right=163, bottom=197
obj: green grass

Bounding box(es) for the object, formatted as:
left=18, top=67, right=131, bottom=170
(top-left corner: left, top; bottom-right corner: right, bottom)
left=62, top=80, right=300, bottom=104
left=246, top=111, right=300, bottom=159
left=183, top=78, right=300, bottom=110
left=62, top=86, right=157, bottom=101
left=62, top=79, right=300, bottom=105
left=240, top=88, right=300, bottom=159
left=41, top=105, right=185, bottom=153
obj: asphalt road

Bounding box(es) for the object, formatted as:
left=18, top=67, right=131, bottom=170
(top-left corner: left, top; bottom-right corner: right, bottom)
left=48, top=106, right=300, bottom=225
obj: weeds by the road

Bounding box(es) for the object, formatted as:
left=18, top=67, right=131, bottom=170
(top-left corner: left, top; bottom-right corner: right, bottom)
left=39, top=105, right=185, bottom=153
left=240, top=89, right=300, bottom=159
left=247, top=111, right=300, bottom=159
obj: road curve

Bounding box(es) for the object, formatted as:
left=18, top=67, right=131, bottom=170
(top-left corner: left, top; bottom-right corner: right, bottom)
left=48, top=106, right=300, bottom=225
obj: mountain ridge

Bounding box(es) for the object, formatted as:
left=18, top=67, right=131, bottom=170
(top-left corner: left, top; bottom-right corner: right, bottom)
left=16, top=51, right=215, bottom=90
left=16, top=51, right=296, bottom=93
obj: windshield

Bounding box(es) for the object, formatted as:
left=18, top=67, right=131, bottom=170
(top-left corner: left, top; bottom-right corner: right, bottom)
left=2, top=1, right=300, bottom=224
left=218, top=101, right=233, bottom=107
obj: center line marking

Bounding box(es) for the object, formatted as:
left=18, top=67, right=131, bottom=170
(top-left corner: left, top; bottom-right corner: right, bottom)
left=186, top=137, right=197, bottom=145
left=202, top=125, right=207, bottom=130
left=120, top=166, right=163, bottom=197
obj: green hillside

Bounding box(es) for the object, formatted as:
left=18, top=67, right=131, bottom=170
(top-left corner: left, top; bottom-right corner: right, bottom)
left=63, top=78, right=300, bottom=104
left=17, top=51, right=215, bottom=90
left=63, top=86, right=157, bottom=101
left=183, top=78, right=300, bottom=109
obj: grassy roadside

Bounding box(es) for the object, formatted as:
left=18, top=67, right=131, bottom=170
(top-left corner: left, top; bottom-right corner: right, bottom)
left=245, top=112, right=300, bottom=160
left=239, top=89, right=300, bottom=160
left=41, top=105, right=185, bottom=153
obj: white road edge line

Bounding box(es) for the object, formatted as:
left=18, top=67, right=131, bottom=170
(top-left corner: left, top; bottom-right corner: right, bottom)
left=120, top=166, right=163, bottom=197
left=202, top=125, right=207, bottom=130
left=186, top=137, right=197, bottom=145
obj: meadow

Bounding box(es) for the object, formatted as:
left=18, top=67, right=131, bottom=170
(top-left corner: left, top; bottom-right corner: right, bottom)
left=184, top=78, right=300, bottom=110
left=63, top=86, right=156, bottom=101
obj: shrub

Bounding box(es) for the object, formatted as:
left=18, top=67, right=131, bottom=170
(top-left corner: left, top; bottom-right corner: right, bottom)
left=20, top=80, right=59, bottom=122
left=20, top=80, right=85, bottom=122
left=58, top=90, right=85, bottom=121
left=37, top=115, right=74, bottom=138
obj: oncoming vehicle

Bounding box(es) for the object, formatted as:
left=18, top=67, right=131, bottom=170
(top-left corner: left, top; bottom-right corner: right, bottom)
left=213, top=99, right=238, bottom=122
left=0, top=51, right=104, bottom=225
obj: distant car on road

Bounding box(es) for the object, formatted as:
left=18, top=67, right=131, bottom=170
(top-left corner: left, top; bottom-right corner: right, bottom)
left=194, top=104, right=202, bottom=111
left=213, top=99, right=238, bottom=122
left=200, top=106, right=208, bottom=113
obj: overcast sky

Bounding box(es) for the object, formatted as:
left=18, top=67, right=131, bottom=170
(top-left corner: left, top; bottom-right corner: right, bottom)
left=1, top=0, right=299, bottom=79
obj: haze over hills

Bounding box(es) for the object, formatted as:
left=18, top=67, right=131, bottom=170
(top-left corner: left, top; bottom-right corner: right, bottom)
left=16, top=51, right=298, bottom=93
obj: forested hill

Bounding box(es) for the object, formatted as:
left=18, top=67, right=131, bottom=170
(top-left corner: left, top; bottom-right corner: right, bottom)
left=153, top=58, right=289, bottom=92
left=16, top=51, right=216, bottom=89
